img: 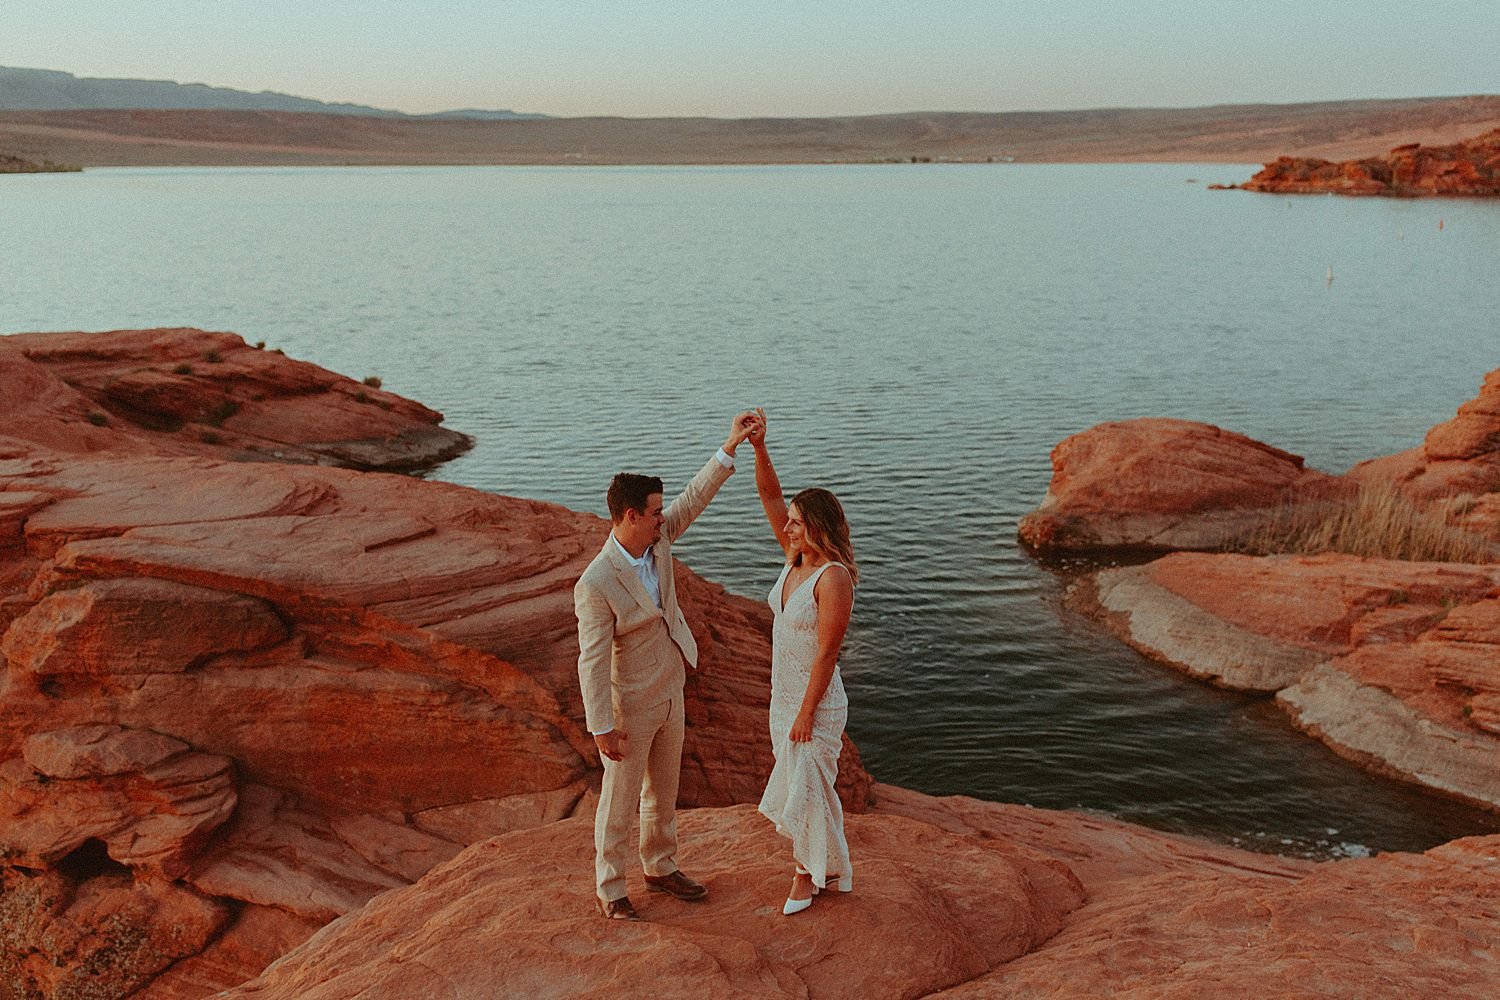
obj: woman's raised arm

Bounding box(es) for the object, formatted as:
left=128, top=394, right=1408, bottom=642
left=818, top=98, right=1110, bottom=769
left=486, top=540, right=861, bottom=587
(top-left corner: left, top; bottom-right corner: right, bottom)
left=749, top=407, right=790, bottom=554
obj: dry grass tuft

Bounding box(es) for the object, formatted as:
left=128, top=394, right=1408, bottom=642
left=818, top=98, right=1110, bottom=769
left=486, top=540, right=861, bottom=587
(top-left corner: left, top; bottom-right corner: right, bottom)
left=1243, top=480, right=1496, bottom=564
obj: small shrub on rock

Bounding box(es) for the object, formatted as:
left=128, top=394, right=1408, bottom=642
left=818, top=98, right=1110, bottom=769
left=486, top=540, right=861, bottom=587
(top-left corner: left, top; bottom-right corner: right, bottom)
left=205, top=400, right=241, bottom=427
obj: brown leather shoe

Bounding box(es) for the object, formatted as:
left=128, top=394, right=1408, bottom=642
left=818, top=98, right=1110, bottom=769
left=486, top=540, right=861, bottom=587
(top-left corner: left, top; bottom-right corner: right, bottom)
left=597, top=895, right=640, bottom=920
left=644, top=870, right=708, bottom=901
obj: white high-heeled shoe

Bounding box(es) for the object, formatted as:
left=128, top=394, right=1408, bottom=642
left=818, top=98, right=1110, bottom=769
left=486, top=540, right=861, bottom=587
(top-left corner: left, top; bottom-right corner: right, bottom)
left=802, top=865, right=853, bottom=893
left=783, top=868, right=816, bottom=915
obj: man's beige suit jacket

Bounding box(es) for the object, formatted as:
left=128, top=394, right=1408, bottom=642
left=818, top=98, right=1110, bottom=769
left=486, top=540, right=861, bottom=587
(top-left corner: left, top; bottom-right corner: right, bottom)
left=574, top=455, right=733, bottom=736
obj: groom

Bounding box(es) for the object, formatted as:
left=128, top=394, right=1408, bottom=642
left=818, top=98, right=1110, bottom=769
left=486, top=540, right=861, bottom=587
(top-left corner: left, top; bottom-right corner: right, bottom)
left=575, top=411, right=758, bottom=920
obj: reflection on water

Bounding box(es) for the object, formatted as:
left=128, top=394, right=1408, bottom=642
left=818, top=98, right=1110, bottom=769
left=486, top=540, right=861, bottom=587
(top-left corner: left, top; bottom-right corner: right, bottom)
left=4, top=163, right=1499, bottom=856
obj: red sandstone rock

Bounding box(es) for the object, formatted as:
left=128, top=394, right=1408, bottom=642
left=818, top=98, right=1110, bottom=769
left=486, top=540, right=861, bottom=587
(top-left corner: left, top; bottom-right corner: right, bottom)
left=218, top=805, right=1088, bottom=1000
left=943, top=832, right=1500, bottom=998
left=0, top=328, right=471, bottom=471
left=1018, top=418, right=1346, bottom=552
left=1236, top=128, right=1500, bottom=196
left=1024, top=369, right=1500, bottom=554
left=878, top=788, right=1499, bottom=998
left=135, top=905, right=324, bottom=1000
left=2, top=577, right=287, bottom=677
left=217, top=791, right=1500, bottom=1000
left=0, top=725, right=237, bottom=875
left=1083, top=552, right=1500, bottom=810
left=1352, top=368, right=1500, bottom=540
left=0, top=866, right=230, bottom=1000
left=184, top=785, right=441, bottom=922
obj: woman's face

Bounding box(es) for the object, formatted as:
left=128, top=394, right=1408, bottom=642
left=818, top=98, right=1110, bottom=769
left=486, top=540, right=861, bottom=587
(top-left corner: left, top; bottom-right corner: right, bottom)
left=785, top=502, right=807, bottom=554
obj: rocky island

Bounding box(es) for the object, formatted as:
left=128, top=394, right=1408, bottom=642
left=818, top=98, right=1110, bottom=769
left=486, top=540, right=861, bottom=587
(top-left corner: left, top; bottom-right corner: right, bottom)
left=1219, top=128, right=1500, bottom=196
left=2, top=331, right=1496, bottom=998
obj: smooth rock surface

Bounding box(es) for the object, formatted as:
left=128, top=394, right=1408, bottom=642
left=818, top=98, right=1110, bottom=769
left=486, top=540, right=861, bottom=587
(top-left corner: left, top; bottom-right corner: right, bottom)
left=220, top=789, right=1500, bottom=1000
left=220, top=805, right=1089, bottom=1000
left=1018, top=418, right=1344, bottom=552
left=939, top=833, right=1500, bottom=999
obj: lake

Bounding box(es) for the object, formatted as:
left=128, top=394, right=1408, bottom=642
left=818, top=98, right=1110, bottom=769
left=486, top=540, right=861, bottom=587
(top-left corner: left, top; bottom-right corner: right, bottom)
left=4, top=163, right=1498, bottom=857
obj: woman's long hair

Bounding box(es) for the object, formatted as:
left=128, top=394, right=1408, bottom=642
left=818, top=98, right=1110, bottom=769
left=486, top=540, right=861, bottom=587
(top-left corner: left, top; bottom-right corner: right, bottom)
left=789, top=488, right=859, bottom=584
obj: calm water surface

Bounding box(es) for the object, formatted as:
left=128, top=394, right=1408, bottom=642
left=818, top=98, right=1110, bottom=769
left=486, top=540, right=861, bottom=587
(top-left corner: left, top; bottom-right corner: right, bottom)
left=4, top=164, right=1498, bottom=857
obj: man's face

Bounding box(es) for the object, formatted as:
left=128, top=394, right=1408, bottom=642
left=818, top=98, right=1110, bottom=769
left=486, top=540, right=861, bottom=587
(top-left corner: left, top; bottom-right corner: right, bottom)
left=621, top=493, right=665, bottom=550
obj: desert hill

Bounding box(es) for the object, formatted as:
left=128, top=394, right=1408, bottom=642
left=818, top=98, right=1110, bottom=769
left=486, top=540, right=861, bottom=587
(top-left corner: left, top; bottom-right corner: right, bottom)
left=2, top=95, right=1498, bottom=167
left=0, top=65, right=542, bottom=120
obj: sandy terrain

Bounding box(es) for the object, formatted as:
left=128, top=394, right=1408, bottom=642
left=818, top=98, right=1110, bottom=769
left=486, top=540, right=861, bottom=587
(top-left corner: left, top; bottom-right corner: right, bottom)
left=2, top=96, right=1498, bottom=167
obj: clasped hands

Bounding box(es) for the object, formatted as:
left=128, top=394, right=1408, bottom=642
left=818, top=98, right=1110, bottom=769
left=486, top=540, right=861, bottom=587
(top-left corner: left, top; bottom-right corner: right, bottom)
left=724, top=409, right=767, bottom=454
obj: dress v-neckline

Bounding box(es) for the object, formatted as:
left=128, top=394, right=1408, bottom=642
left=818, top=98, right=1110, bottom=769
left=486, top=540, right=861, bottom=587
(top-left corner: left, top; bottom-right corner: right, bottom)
left=780, top=560, right=828, bottom=612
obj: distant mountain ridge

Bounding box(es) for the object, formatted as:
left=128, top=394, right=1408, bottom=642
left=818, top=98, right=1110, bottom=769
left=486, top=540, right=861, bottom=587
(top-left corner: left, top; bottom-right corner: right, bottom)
left=0, top=66, right=547, bottom=120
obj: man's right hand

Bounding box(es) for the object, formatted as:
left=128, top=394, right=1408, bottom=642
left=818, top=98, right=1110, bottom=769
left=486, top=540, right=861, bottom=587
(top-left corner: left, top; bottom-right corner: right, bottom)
left=595, top=730, right=628, bottom=762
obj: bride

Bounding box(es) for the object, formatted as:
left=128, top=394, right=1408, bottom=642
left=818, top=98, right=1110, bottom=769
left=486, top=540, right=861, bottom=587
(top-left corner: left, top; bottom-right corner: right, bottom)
left=747, top=409, right=858, bottom=916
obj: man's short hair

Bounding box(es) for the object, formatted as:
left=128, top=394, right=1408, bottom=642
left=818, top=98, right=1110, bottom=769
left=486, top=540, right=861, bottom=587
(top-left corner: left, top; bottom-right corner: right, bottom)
left=607, top=473, right=663, bottom=523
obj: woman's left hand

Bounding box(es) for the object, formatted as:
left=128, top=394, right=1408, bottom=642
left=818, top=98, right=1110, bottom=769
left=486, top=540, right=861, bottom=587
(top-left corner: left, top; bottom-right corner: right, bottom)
left=790, top=710, right=814, bottom=743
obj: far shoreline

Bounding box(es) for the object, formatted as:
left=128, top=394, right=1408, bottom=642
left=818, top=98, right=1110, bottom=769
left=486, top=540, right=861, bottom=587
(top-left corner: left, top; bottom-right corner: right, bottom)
left=4, top=96, right=1499, bottom=171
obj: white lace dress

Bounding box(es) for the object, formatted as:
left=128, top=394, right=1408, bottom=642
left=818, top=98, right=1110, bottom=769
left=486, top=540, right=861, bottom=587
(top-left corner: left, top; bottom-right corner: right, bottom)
left=756, top=560, right=851, bottom=889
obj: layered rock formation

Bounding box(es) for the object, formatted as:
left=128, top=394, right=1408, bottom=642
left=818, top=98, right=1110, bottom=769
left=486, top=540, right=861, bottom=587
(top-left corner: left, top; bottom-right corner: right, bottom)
left=1, top=329, right=868, bottom=998
left=1082, top=554, right=1500, bottom=811
left=1023, top=368, right=1500, bottom=812
left=1, top=327, right=472, bottom=471
left=1228, top=128, right=1500, bottom=196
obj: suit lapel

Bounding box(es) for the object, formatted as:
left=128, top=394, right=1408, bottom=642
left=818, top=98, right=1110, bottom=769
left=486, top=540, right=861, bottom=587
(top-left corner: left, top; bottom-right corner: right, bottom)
left=605, top=536, right=660, bottom=615
left=652, top=541, right=673, bottom=613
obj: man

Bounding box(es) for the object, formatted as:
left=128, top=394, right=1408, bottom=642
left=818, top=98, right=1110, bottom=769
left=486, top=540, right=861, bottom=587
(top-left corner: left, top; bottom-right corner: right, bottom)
left=575, top=411, right=759, bottom=920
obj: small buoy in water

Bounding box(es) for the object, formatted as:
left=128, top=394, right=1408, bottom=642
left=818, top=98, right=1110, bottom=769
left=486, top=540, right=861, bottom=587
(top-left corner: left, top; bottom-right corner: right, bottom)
left=1326, top=266, right=1334, bottom=286
left=1439, top=218, right=1445, bottom=230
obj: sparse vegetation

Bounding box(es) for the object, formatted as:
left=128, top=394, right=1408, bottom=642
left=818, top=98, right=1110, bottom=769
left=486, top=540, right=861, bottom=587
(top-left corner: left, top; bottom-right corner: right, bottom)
left=253, top=341, right=266, bottom=350
left=354, top=390, right=370, bottom=404
left=362, top=375, right=383, bottom=389
left=1243, top=481, right=1496, bottom=564
left=205, top=399, right=240, bottom=427
left=86, top=411, right=109, bottom=427
left=0, top=152, right=81, bottom=173
left=199, top=430, right=223, bottom=445
left=173, top=363, right=194, bottom=375
left=203, top=349, right=224, bottom=363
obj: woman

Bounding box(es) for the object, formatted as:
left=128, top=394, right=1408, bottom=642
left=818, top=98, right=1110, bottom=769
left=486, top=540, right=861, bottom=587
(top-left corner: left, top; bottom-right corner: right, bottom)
left=747, top=408, right=858, bottom=916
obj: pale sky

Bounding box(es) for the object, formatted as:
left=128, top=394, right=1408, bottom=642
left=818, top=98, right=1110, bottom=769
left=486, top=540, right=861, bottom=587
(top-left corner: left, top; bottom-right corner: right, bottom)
left=6, top=1, right=1498, bottom=118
